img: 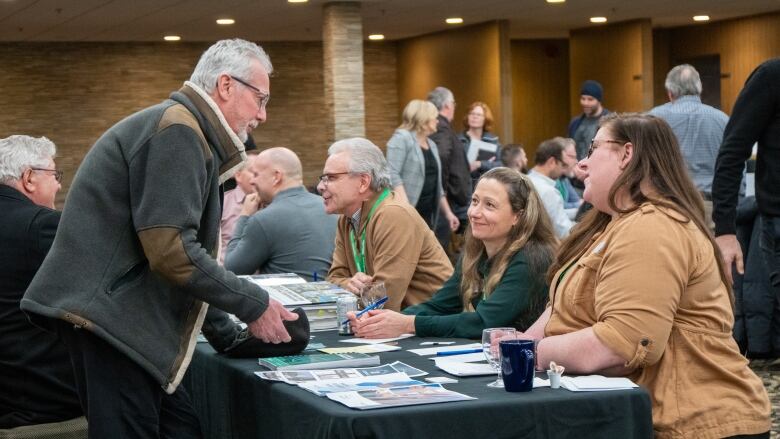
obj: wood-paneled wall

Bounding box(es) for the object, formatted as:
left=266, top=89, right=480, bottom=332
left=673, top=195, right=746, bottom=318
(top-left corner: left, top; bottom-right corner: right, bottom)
left=397, top=21, right=509, bottom=141
left=569, top=19, right=654, bottom=116
left=510, top=39, right=570, bottom=162
left=0, top=41, right=399, bottom=207
left=655, top=11, right=780, bottom=114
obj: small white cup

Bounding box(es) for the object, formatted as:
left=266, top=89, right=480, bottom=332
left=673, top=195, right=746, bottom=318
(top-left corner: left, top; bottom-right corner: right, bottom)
left=547, top=370, right=562, bottom=389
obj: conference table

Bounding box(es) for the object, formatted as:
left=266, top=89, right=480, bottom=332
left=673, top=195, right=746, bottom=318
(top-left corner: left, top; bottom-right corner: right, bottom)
left=184, top=331, right=654, bottom=439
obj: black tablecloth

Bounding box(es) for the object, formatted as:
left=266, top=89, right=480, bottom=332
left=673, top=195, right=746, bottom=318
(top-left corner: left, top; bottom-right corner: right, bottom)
left=184, top=331, right=654, bottom=439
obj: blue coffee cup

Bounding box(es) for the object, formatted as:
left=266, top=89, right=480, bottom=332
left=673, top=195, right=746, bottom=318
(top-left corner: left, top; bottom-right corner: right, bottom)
left=499, top=339, right=535, bottom=392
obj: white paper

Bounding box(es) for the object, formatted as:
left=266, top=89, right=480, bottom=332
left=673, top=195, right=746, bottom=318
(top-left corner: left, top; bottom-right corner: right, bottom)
left=466, top=138, right=498, bottom=163
left=425, top=377, right=458, bottom=384
left=429, top=352, right=485, bottom=363
left=559, top=375, right=638, bottom=392
left=240, top=274, right=306, bottom=287
left=339, top=334, right=415, bottom=344
left=533, top=377, right=551, bottom=388
left=319, top=344, right=401, bottom=354
left=434, top=360, right=495, bottom=376
left=408, top=343, right=481, bottom=356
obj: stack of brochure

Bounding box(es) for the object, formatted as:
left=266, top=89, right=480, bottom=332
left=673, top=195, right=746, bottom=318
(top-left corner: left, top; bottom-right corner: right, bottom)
left=256, top=362, right=475, bottom=410
left=240, top=274, right=354, bottom=331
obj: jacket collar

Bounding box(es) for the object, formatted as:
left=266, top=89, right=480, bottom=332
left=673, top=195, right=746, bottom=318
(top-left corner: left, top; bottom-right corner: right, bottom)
left=273, top=186, right=306, bottom=202
left=0, top=183, right=33, bottom=204
left=170, top=82, right=247, bottom=184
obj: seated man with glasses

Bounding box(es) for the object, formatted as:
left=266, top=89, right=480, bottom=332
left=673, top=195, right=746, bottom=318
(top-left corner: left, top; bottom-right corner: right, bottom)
left=0, top=135, right=82, bottom=429
left=320, top=138, right=453, bottom=311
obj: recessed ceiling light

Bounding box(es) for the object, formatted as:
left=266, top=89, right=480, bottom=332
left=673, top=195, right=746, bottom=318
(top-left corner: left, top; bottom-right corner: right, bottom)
left=216, top=18, right=235, bottom=25
left=288, top=0, right=308, bottom=3
left=546, top=0, right=565, bottom=3
left=368, top=34, right=385, bottom=41
left=164, top=35, right=181, bottom=41
left=446, top=17, right=464, bottom=25
left=693, top=15, right=710, bottom=22
left=590, top=16, right=607, bottom=23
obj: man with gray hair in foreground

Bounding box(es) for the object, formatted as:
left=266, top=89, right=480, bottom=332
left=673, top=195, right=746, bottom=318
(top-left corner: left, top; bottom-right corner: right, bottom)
left=225, top=147, right=337, bottom=280
left=22, top=39, right=297, bottom=437
left=649, top=63, right=731, bottom=225
left=321, top=138, right=453, bottom=311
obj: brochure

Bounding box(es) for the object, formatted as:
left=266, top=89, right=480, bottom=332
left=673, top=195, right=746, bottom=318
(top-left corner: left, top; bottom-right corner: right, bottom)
left=258, top=353, right=379, bottom=371
left=297, top=372, right=423, bottom=396
left=255, top=362, right=426, bottom=384
left=326, top=383, right=475, bottom=410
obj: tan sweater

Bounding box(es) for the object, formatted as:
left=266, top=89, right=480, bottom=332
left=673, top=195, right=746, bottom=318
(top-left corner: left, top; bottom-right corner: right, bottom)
left=327, top=190, right=453, bottom=311
left=545, top=203, right=771, bottom=439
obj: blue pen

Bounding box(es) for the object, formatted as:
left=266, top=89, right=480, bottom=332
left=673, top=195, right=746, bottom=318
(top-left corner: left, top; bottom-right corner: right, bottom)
left=436, top=348, right=483, bottom=357
left=341, top=296, right=389, bottom=325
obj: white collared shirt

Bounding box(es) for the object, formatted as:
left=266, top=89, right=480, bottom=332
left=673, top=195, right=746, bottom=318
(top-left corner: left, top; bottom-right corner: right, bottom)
left=528, top=169, right=574, bottom=237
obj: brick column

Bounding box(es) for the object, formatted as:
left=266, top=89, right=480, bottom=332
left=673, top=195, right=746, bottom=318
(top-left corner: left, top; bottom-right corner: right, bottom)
left=323, top=1, right=365, bottom=142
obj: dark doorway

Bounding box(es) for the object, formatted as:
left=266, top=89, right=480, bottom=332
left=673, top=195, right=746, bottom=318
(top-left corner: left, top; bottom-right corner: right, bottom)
left=674, top=54, right=722, bottom=109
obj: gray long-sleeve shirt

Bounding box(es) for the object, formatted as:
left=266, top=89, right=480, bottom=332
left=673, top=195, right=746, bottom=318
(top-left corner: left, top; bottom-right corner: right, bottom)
left=224, top=186, right=337, bottom=281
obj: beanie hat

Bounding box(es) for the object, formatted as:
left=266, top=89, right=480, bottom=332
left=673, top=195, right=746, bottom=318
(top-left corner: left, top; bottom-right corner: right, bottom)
left=580, top=80, right=603, bottom=102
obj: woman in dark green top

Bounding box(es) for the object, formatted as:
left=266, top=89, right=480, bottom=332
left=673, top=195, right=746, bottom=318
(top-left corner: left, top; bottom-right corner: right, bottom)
left=349, top=167, right=557, bottom=339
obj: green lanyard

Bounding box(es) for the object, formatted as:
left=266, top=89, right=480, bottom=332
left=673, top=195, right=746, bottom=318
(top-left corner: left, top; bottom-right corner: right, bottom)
left=349, top=189, right=391, bottom=273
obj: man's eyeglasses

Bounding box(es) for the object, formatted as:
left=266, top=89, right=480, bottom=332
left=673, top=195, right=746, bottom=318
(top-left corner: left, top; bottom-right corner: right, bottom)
left=318, top=172, right=351, bottom=186
left=30, top=168, right=63, bottom=182
left=230, top=75, right=270, bottom=110
left=587, top=139, right=625, bottom=158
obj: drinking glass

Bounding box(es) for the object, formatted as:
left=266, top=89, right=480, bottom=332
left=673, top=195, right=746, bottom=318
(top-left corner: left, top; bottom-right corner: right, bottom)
left=359, top=281, right=387, bottom=310
left=482, top=327, right=517, bottom=388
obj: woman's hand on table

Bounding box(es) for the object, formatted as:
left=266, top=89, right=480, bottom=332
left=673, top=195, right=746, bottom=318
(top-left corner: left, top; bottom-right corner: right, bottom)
left=349, top=309, right=415, bottom=339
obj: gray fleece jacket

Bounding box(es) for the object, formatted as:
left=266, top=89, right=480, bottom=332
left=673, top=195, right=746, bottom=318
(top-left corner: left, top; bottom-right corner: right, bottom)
left=22, top=82, right=269, bottom=393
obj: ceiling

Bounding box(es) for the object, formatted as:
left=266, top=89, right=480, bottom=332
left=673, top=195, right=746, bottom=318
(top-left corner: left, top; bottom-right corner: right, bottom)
left=0, top=0, right=778, bottom=42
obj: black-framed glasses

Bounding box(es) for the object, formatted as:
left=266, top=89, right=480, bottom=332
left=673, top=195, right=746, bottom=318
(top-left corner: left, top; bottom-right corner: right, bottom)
left=317, top=172, right=351, bottom=186
left=587, top=139, right=625, bottom=158
left=30, top=168, right=63, bottom=182
left=229, top=75, right=270, bottom=110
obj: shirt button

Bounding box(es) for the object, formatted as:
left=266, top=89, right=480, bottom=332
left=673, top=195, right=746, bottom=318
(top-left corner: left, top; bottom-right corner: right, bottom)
left=640, top=338, right=649, bottom=347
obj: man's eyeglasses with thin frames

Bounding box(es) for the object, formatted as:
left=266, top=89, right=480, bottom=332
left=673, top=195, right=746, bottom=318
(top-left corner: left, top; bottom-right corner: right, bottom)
left=318, top=172, right=351, bottom=186
left=230, top=75, right=270, bottom=110
left=30, top=168, right=63, bottom=183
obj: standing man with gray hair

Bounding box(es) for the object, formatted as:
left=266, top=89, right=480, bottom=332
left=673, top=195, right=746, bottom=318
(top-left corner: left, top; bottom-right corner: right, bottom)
left=22, top=39, right=298, bottom=438
left=649, top=64, right=731, bottom=226
left=427, top=86, right=471, bottom=252
left=0, top=136, right=82, bottom=429
left=320, top=138, right=452, bottom=312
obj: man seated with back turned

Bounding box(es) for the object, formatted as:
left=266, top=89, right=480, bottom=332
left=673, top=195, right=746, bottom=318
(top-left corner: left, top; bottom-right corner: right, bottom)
left=225, top=147, right=337, bottom=281
left=0, top=135, right=82, bottom=429
left=527, top=137, right=575, bottom=237
left=320, top=138, right=453, bottom=311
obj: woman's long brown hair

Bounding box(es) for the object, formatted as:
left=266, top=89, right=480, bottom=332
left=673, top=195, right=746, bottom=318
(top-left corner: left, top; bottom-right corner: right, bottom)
left=460, top=168, right=558, bottom=320
left=546, top=113, right=733, bottom=302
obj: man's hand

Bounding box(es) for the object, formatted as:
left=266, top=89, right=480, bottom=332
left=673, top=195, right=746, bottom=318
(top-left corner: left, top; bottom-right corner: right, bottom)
left=247, top=299, right=299, bottom=344
left=345, top=272, right=373, bottom=294
left=240, top=192, right=262, bottom=216
left=446, top=211, right=460, bottom=231
left=469, top=161, right=481, bottom=172
left=349, top=309, right=414, bottom=339
left=715, top=234, right=744, bottom=284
